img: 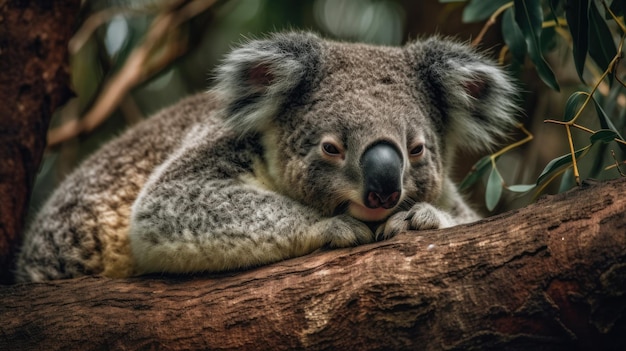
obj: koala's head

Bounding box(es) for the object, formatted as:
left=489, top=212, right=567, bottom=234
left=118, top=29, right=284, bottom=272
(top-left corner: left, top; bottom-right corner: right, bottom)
left=213, top=32, right=517, bottom=222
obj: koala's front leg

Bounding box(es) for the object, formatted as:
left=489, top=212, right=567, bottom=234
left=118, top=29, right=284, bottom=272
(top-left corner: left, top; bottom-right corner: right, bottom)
left=129, top=177, right=373, bottom=275
left=375, top=203, right=456, bottom=241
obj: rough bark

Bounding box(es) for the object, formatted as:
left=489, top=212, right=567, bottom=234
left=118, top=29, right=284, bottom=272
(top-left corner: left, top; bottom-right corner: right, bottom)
left=0, top=0, right=80, bottom=284
left=1, top=178, right=625, bottom=350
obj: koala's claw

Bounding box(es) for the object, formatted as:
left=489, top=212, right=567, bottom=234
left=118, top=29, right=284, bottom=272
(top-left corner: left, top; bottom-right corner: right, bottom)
left=375, top=211, right=408, bottom=241
left=406, top=203, right=454, bottom=230
left=376, top=203, right=455, bottom=241
left=320, top=215, right=375, bottom=248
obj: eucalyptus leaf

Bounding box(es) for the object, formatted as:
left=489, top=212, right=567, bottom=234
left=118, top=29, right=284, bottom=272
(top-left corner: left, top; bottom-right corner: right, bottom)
left=593, top=99, right=624, bottom=138
left=563, top=91, right=587, bottom=122
left=602, top=82, right=620, bottom=114
left=485, top=166, right=503, bottom=211
left=459, top=155, right=492, bottom=191
left=462, top=0, right=510, bottom=23
left=507, top=184, right=535, bottom=192
left=589, top=1, right=617, bottom=85
left=558, top=167, right=575, bottom=193
left=502, top=7, right=527, bottom=63
left=590, top=129, right=618, bottom=144
left=537, top=146, right=589, bottom=185
left=565, top=0, right=589, bottom=83
left=514, top=0, right=560, bottom=91
left=592, top=96, right=626, bottom=152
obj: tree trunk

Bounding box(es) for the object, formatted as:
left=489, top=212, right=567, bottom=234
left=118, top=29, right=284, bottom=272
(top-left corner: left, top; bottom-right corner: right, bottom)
left=1, top=178, right=625, bottom=350
left=0, top=0, right=80, bottom=284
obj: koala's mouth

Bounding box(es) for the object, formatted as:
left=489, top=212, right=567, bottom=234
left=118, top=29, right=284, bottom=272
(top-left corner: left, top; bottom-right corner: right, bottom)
left=347, top=201, right=394, bottom=222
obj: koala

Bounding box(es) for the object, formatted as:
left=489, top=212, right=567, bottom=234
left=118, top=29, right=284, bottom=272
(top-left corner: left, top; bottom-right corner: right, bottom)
left=15, top=32, right=517, bottom=282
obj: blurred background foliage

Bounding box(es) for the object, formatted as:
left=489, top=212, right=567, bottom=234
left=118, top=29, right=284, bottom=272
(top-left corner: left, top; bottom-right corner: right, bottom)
left=31, top=0, right=626, bottom=221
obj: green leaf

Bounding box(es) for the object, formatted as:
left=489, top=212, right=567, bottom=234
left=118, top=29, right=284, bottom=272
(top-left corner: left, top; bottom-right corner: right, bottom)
left=590, top=129, right=618, bottom=144
left=592, top=96, right=626, bottom=152
left=502, top=7, right=527, bottom=63
left=588, top=1, right=617, bottom=85
left=563, top=91, right=587, bottom=122
left=558, top=167, right=576, bottom=193
left=507, top=184, right=535, bottom=192
left=537, top=146, right=589, bottom=185
left=485, top=166, right=503, bottom=211
left=593, top=96, right=621, bottom=135
left=514, top=0, right=560, bottom=90
left=565, top=0, right=589, bottom=83
left=462, top=0, right=510, bottom=23
left=459, top=155, right=492, bottom=191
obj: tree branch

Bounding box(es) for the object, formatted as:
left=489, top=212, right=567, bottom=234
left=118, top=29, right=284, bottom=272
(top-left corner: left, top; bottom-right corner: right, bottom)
left=1, top=178, right=625, bottom=350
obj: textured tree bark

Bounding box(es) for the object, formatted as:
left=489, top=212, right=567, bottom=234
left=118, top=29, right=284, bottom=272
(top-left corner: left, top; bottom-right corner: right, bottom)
left=0, top=0, right=80, bottom=284
left=1, top=178, right=625, bottom=350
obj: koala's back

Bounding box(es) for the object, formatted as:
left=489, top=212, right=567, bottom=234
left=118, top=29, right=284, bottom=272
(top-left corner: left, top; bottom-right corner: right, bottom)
left=16, top=93, right=219, bottom=282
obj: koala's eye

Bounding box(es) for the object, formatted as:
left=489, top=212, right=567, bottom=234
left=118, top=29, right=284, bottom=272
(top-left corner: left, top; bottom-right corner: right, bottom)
left=409, top=144, right=425, bottom=157
left=320, top=138, right=345, bottom=160
left=322, top=142, right=341, bottom=156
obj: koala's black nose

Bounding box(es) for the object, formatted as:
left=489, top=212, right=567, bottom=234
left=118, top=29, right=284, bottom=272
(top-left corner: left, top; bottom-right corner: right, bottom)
left=360, top=142, right=402, bottom=209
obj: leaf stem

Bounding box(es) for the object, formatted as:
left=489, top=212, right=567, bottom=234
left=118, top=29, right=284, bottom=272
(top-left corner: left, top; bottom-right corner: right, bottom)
left=609, top=150, right=626, bottom=177
left=565, top=124, right=581, bottom=186
left=472, top=2, right=514, bottom=46
left=602, top=0, right=626, bottom=34
left=543, top=119, right=626, bottom=145
left=533, top=166, right=569, bottom=199
left=492, top=123, right=534, bottom=159
left=542, top=17, right=568, bottom=28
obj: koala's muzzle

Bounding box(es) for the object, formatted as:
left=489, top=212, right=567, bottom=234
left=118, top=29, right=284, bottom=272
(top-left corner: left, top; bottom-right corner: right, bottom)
left=360, top=142, right=402, bottom=209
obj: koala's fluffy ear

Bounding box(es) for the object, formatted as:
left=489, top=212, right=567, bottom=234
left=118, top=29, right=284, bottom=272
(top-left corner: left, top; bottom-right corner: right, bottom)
left=212, top=32, right=322, bottom=134
left=407, top=37, right=519, bottom=153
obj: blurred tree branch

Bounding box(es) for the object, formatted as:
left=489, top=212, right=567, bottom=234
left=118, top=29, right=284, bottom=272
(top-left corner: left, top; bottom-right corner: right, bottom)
left=47, top=0, right=220, bottom=148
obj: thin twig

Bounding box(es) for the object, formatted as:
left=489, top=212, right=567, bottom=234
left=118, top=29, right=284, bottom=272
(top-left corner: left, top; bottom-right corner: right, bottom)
left=602, top=0, right=626, bottom=33
left=533, top=166, right=569, bottom=200
left=492, top=123, right=534, bottom=159
left=471, top=2, right=513, bottom=47
left=610, top=150, right=626, bottom=177
left=544, top=119, right=626, bottom=146
left=565, top=124, right=580, bottom=186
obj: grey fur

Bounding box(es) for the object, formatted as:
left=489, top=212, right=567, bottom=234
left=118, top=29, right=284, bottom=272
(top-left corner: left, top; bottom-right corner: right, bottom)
left=15, top=32, right=517, bottom=282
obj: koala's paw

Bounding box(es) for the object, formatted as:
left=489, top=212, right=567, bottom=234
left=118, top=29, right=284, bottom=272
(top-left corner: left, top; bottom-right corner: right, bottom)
left=375, top=203, right=454, bottom=241
left=317, top=215, right=375, bottom=248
